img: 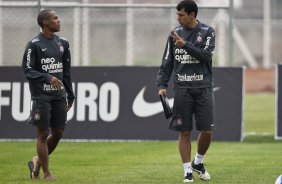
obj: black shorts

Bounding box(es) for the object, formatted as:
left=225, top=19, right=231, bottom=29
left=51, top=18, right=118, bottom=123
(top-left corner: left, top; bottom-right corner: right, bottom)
left=28, top=98, right=67, bottom=129
left=169, top=87, right=215, bottom=132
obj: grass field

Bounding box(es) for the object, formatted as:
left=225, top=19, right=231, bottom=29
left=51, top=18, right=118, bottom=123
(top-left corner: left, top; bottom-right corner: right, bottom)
left=244, top=93, right=275, bottom=135
left=0, top=93, right=281, bottom=184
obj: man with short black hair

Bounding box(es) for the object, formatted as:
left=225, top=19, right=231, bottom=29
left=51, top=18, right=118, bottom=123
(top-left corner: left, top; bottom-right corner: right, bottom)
left=156, top=0, right=216, bottom=182
left=23, top=9, right=75, bottom=181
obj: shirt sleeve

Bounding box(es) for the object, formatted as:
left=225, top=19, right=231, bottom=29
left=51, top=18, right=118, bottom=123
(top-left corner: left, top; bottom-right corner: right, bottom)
left=184, top=27, right=216, bottom=63
left=156, top=35, right=175, bottom=89
left=22, top=42, right=52, bottom=83
left=62, top=41, right=76, bottom=102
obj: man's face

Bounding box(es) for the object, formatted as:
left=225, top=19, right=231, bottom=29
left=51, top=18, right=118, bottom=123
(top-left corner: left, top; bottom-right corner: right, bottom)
left=45, top=11, right=61, bottom=32
left=176, top=8, right=193, bottom=27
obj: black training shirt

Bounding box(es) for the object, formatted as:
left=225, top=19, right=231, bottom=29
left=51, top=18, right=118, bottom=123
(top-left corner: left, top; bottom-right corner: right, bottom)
left=22, top=33, right=75, bottom=101
left=156, top=21, right=216, bottom=89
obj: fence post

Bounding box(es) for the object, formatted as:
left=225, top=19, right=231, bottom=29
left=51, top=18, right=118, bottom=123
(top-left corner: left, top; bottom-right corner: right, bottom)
left=126, top=0, right=133, bottom=66
left=0, top=0, right=2, bottom=65
left=73, top=7, right=81, bottom=66
left=82, top=0, right=90, bottom=66
left=263, top=0, right=271, bottom=68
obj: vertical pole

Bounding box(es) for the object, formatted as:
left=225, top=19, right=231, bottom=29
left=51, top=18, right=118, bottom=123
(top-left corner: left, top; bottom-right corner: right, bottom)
left=217, top=9, right=226, bottom=66
left=263, top=0, right=271, bottom=68
left=126, top=0, right=134, bottom=66
left=170, top=0, right=175, bottom=30
left=228, top=0, right=234, bottom=66
left=73, top=7, right=81, bottom=66
left=82, top=0, right=90, bottom=66
left=37, top=0, right=41, bottom=13
left=0, top=0, right=3, bottom=65
left=38, top=0, right=42, bottom=33
left=126, top=0, right=133, bottom=66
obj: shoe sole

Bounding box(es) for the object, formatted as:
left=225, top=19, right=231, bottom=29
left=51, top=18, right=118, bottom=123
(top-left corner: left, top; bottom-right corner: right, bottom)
left=28, top=160, right=40, bottom=179
left=192, top=168, right=210, bottom=181
left=183, top=179, right=194, bottom=183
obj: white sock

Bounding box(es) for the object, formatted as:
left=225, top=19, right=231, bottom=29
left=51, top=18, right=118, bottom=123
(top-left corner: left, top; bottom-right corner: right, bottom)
left=194, top=153, right=204, bottom=165
left=183, top=162, right=192, bottom=175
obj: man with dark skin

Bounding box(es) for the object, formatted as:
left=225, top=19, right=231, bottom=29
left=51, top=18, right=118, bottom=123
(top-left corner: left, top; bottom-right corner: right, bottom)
left=157, top=0, right=216, bottom=182
left=23, top=9, right=75, bottom=181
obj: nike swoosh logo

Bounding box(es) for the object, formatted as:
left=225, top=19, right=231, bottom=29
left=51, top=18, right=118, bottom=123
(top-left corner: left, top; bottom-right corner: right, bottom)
left=132, top=87, right=174, bottom=118
left=213, top=86, right=221, bottom=92
left=42, top=48, right=47, bottom=51
left=132, top=86, right=221, bottom=118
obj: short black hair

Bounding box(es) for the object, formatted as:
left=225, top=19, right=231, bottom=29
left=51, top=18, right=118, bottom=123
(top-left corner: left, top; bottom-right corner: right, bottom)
left=176, top=0, right=198, bottom=18
left=37, top=9, right=53, bottom=28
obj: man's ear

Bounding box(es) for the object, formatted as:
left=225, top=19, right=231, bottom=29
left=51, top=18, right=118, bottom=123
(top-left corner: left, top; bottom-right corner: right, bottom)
left=43, top=19, right=48, bottom=25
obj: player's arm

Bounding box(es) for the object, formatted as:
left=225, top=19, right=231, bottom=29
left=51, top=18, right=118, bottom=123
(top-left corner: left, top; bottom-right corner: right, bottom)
left=62, top=41, right=76, bottom=110
left=156, top=34, right=174, bottom=92
left=173, top=28, right=216, bottom=63
left=22, top=42, right=52, bottom=83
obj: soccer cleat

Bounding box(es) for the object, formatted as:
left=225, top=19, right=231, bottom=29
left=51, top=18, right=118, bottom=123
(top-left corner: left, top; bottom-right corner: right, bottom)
left=183, top=172, right=194, bottom=183
left=191, top=160, right=211, bottom=181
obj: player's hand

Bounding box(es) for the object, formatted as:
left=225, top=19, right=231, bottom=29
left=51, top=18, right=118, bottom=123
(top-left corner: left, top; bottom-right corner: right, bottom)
left=158, top=88, right=167, bottom=96
left=172, top=31, right=186, bottom=47
left=50, top=76, right=63, bottom=90
left=67, top=100, right=73, bottom=111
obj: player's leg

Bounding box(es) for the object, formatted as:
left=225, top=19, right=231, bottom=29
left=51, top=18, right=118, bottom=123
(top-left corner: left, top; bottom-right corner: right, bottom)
left=41, top=98, right=67, bottom=180
left=31, top=129, right=63, bottom=180
left=48, top=98, right=67, bottom=154
left=192, top=87, right=215, bottom=181
left=197, top=131, right=212, bottom=156
left=36, top=127, right=54, bottom=180
left=28, top=99, right=51, bottom=179
left=172, top=88, right=194, bottom=182
left=179, top=131, right=192, bottom=163
left=191, top=130, right=212, bottom=180
left=179, top=131, right=194, bottom=182
left=47, top=128, right=64, bottom=155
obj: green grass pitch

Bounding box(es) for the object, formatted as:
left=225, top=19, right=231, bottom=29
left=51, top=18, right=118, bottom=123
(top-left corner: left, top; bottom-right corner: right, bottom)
left=0, top=93, right=281, bottom=184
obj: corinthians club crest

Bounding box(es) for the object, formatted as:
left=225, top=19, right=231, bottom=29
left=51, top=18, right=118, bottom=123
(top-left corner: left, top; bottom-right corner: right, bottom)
left=169, top=114, right=184, bottom=130
left=33, top=109, right=41, bottom=121
left=57, top=42, right=64, bottom=54
left=175, top=115, right=183, bottom=126
left=196, top=33, right=203, bottom=43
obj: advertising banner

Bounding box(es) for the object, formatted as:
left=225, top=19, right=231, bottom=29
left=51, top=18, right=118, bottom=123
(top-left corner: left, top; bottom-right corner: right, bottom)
left=0, top=66, right=243, bottom=141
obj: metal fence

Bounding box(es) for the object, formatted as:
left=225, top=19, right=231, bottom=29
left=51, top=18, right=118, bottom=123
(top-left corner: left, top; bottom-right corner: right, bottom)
left=0, top=0, right=281, bottom=68
left=0, top=0, right=233, bottom=67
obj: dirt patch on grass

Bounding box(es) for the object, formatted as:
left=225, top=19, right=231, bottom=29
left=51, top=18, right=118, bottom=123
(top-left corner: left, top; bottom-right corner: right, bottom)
left=245, top=68, right=275, bottom=93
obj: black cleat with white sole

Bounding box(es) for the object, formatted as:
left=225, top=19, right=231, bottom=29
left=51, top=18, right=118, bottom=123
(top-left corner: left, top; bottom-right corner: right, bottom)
left=191, top=160, right=210, bottom=181
left=183, top=172, right=194, bottom=183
